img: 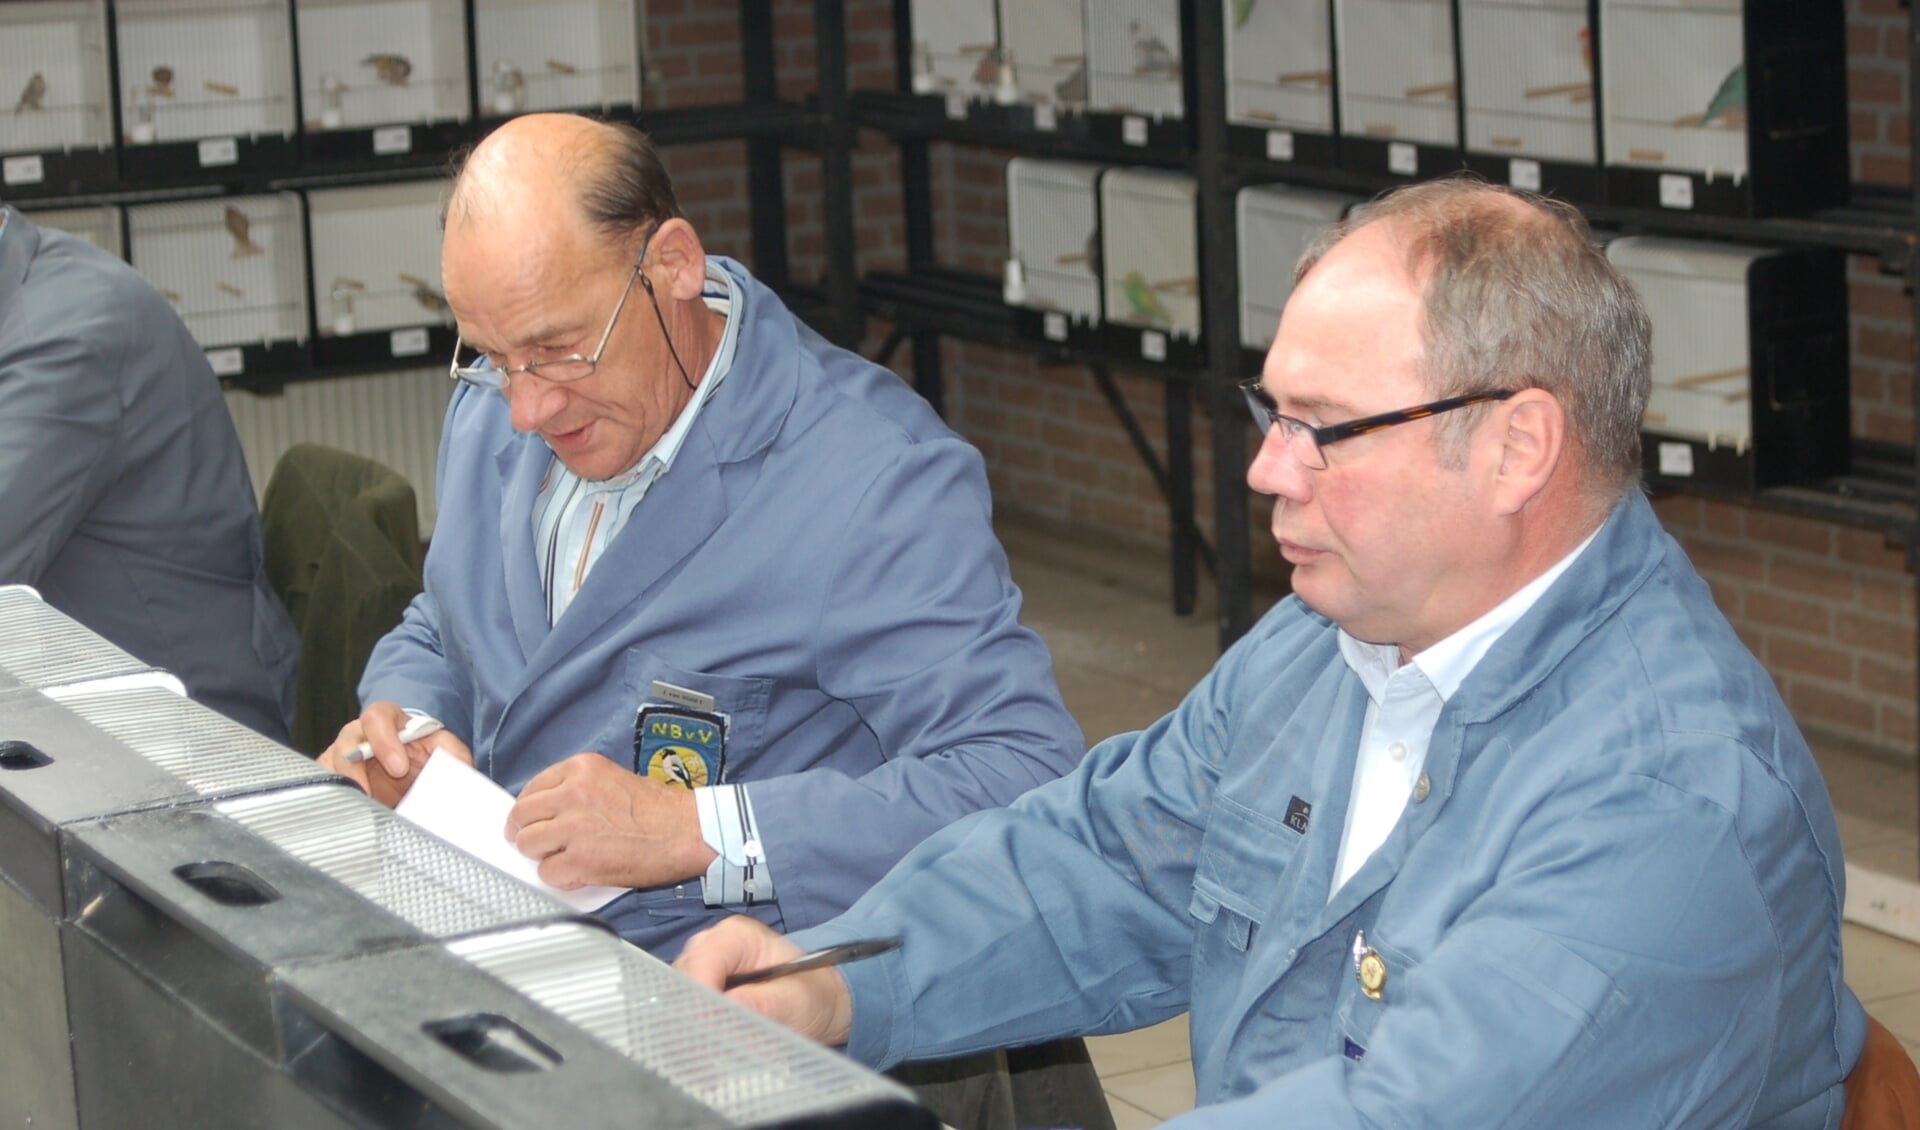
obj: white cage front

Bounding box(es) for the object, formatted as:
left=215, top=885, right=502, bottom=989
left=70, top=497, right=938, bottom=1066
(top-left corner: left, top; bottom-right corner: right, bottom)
left=1006, top=158, right=1106, bottom=323
left=907, top=0, right=1001, bottom=99
left=1336, top=0, right=1458, bottom=145
left=999, top=0, right=1087, bottom=109
left=1461, top=0, right=1595, bottom=162
left=307, top=180, right=453, bottom=338
left=127, top=193, right=309, bottom=351
left=1100, top=168, right=1199, bottom=339
left=1225, top=0, right=1334, bottom=133
left=24, top=204, right=123, bottom=259
left=1087, top=0, right=1185, bottom=120
left=296, top=0, right=471, bottom=131
left=114, top=0, right=296, bottom=145
left=1600, top=0, right=1746, bottom=179
left=0, top=1, right=112, bottom=155
left=473, top=0, right=642, bottom=117
left=1606, top=235, right=1763, bottom=451
left=1236, top=185, right=1352, bottom=350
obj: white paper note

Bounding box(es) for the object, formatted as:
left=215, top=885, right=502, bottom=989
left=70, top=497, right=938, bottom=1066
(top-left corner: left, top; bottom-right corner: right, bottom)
left=396, top=751, right=627, bottom=913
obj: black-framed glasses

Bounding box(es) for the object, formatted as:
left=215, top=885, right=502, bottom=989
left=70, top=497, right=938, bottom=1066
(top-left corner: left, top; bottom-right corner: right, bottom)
left=448, top=238, right=651, bottom=391
left=1239, top=377, right=1517, bottom=470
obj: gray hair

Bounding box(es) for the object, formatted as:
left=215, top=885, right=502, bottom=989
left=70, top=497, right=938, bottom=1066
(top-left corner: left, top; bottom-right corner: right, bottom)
left=1296, top=176, right=1651, bottom=498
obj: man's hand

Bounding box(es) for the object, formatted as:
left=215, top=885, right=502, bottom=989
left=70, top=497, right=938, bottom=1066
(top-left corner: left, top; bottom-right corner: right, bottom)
left=507, top=753, right=718, bottom=890
left=317, top=701, right=473, bottom=808
left=675, top=916, right=855, bottom=1047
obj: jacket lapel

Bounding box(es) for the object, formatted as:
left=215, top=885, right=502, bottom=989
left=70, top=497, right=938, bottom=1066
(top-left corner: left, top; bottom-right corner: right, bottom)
left=495, top=430, right=552, bottom=662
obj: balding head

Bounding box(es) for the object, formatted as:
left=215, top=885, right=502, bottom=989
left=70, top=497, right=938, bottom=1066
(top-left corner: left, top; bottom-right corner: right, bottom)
left=445, top=114, right=681, bottom=256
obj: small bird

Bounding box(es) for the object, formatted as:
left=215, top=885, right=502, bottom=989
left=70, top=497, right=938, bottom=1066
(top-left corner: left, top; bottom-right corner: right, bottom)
left=363, top=53, right=412, bottom=87
left=399, top=273, right=447, bottom=313
left=972, top=44, right=1003, bottom=87
left=1130, top=20, right=1178, bottom=78
left=1232, top=0, right=1256, bottom=29
left=1054, top=59, right=1087, bottom=105
left=224, top=205, right=263, bottom=258
left=15, top=72, right=46, bottom=114
left=149, top=65, right=176, bottom=97
left=1121, top=270, right=1173, bottom=326
left=1676, top=63, right=1744, bottom=128
left=1578, top=26, right=1591, bottom=74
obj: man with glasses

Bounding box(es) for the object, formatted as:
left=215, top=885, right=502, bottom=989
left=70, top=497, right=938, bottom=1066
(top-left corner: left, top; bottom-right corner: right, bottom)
left=319, top=114, right=1110, bottom=1129
left=681, top=177, right=1866, bottom=1128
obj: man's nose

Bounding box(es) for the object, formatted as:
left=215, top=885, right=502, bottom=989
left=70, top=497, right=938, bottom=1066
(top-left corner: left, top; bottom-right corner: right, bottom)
left=1247, top=425, right=1313, bottom=504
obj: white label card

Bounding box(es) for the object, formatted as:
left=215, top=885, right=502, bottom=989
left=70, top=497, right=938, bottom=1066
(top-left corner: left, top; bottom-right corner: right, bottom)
left=1388, top=142, right=1417, bottom=176
left=1043, top=312, right=1068, bottom=342
left=945, top=92, right=967, bottom=120
left=205, top=347, right=244, bottom=376
left=390, top=326, right=430, bottom=357
left=1266, top=130, right=1295, bottom=162
left=1508, top=158, right=1542, bottom=192
left=372, top=125, right=413, bottom=155
left=1033, top=102, right=1057, bottom=131
left=1141, top=330, right=1167, bottom=362
left=3, top=155, right=45, bottom=185
left=1659, top=174, right=1695, bottom=210
left=197, top=137, right=239, bottom=167
left=1657, top=442, right=1695, bottom=477
left=1123, top=115, right=1149, bottom=146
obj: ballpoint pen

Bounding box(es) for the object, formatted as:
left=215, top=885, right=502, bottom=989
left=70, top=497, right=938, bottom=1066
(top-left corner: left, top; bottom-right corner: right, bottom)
left=343, top=715, right=445, bottom=763
left=724, top=936, right=904, bottom=990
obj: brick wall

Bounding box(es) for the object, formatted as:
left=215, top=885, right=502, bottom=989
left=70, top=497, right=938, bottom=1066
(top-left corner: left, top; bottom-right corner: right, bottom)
left=642, top=2, right=1918, bottom=759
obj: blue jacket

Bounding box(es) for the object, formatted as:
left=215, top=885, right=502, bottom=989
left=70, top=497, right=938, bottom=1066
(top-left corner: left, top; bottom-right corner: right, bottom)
left=801, top=492, right=1866, bottom=1129
left=0, top=210, right=297, bottom=740
left=360, top=257, right=1084, bottom=956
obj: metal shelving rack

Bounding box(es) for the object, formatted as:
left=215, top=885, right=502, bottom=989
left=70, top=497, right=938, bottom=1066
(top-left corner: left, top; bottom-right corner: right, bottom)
left=854, top=0, right=1920, bottom=652
left=3, top=1, right=859, bottom=389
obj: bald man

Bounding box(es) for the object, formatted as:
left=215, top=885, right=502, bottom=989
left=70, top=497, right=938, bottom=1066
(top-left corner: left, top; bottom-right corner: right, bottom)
left=318, top=115, right=1111, bottom=1130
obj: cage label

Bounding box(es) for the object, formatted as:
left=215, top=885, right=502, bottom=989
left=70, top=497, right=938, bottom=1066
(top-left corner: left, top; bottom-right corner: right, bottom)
left=1508, top=158, right=1541, bottom=192
left=3, top=155, right=45, bottom=185
left=1658, top=174, right=1695, bottom=211
left=1123, top=116, right=1149, bottom=146
left=1043, top=312, right=1068, bottom=342
left=390, top=327, right=431, bottom=357
left=1033, top=103, right=1057, bottom=132
left=373, top=126, right=413, bottom=156
left=1141, top=330, right=1167, bottom=362
left=205, top=348, right=244, bottom=376
left=197, top=137, right=238, bottom=167
left=1657, top=442, right=1695, bottom=478
left=1388, top=142, right=1417, bottom=176
left=1266, top=130, right=1295, bottom=162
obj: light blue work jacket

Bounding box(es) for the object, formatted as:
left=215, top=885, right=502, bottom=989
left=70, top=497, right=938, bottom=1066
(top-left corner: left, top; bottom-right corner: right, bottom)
left=802, top=491, right=1867, bottom=1129
left=360, top=258, right=1083, bottom=956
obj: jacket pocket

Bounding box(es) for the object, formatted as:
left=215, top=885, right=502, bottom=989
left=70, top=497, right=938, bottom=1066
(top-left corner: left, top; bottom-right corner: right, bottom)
left=1189, top=796, right=1302, bottom=972
left=621, top=651, right=775, bottom=783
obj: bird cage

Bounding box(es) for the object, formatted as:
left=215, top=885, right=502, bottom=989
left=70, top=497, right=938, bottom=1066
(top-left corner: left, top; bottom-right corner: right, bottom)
left=127, top=193, right=310, bottom=381
left=997, top=0, right=1086, bottom=114
left=1099, top=167, right=1201, bottom=367
left=295, top=0, right=471, bottom=166
left=112, top=0, right=298, bottom=182
left=1005, top=158, right=1106, bottom=347
left=0, top=0, right=115, bottom=199
left=1224, top=0, right=1337, bottom=168
left=906, top=0, right=1005, bottom=106
left=306, top=179, right=455, bottom=368
left=472, top=0, right=644, bottom=119
left=22, top=204, right=124, bottom=260
left=1085, top=0, right=1185, bottom=149
left=1334, top=0, right=1459, bottom=179
left=1599, top=1, right=1845, bottom=217
left=1460, top=0, right=1601, bottom=201
left=1236, top=185, right=1352, bottom=358
left=1606, top=236, right=1848, bottom=491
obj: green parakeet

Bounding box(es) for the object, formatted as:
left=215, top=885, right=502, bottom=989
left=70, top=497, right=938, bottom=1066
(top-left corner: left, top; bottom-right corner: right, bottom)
left=1702, top=63, right=1745, bottom=126
left=1232, top=0, right=1256, bottom=29
left=1122, top=270, right=1173, bottom=326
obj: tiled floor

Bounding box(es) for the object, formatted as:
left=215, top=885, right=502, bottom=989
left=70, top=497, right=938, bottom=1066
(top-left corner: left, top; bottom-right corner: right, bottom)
left=995, top=513, right=1920, bottom=1126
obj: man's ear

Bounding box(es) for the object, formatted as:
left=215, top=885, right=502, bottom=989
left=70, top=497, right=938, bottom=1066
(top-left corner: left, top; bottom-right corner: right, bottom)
left=643, top=218, right=708, bottom=302
left=1489, top=389, right=1566, bottom=516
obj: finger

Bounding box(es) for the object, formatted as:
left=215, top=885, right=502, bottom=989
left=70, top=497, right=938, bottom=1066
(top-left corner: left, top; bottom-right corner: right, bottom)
left=356, top=703, right=412, bottom=778
left=421, top=731, right=473, bottom=766
left=319, top=717, right=368, bottom=765
left=675, top=916, right=797, bottom=989
left=505, top=780, right=567, bottom=838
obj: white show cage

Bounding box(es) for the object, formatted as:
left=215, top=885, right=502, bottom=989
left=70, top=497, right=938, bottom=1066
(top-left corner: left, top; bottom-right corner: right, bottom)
left=23, top=204, right=123, bottom=259
left=1606, top=236, right=1758, bottom=453
left=472, top=0, right=644, bottom=118
left=1005, top=158, right=1106, bottom=325
left=306, top=180, right=453, bottom=339
left=907, top=0, right=1004, bottom=102
left=295, top=0, right=470, bottom=132
left=1225, top=0, right=1334, bottom=136
left=0, top=1, right=113, bottom=161
left=1460, top=0, right=1595, bottom=164
left=1100, top=168, right=1199, bottom=340
left=1086, top=0, right=1184, bottom=121
left=1600, top=0, right=1745, bottom=184
left=1235, top=185, right=1352, bottom=352
left=113, top=0, right=296, bottom=146
left=1335, top=0, right=1458, bottom=148
left=126, top=194, right=309, bottom=354
left=998, top=0, right=1087, bottom=110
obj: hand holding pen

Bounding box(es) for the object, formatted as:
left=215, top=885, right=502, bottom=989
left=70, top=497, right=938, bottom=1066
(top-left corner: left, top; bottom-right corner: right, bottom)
left=676, top=916, right=880, bottom=1048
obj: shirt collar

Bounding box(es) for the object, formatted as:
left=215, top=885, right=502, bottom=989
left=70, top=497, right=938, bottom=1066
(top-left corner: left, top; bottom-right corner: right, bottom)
left=1337, top=524, right=1603, bottom=703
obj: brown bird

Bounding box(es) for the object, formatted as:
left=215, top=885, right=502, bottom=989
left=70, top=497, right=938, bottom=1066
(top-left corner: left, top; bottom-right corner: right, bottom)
left=224, top=205, right=263, bottom=258
left=149, top=65, right=175, bottom=97
left=363, top=53, right=412, bottom=87
left=398, top=272, right=446, bottom=312
left=15, top=72, right=46, bottom=114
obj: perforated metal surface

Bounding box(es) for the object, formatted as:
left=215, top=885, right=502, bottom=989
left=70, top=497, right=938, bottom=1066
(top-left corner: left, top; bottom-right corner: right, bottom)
left=54, top=686, right=329, bottom=796
left=450, top=924, right=916, bottom=1127
left=215, top=786, right=566, bottom=937
left=0, top=587, right=151, bottom=688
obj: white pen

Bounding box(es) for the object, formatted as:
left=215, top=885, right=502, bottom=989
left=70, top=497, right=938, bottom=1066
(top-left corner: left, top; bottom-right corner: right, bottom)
left=343, top=715, right=445, bottom=764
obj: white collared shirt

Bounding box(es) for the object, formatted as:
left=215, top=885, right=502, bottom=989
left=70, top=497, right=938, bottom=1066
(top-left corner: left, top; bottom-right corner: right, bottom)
left=1328, top=527, right=1602, bottom=898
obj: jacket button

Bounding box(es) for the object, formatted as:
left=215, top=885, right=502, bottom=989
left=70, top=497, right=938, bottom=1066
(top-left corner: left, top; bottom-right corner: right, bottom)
left=1413, top=773, right=1432, bottom=803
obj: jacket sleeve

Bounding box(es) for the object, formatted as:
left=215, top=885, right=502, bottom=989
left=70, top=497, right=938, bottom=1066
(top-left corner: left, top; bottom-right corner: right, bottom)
left=738, top=437, right=1089, bottom=932
left=1155, top=768, right=1788, bottom=1129
left=0, top=316, right=121, bottom=584
left=786, top=618, right=1265, bottom=1065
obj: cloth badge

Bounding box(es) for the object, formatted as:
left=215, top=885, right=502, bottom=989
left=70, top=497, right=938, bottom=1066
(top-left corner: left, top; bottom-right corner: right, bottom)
left=633, top=703, right=728, bottom=788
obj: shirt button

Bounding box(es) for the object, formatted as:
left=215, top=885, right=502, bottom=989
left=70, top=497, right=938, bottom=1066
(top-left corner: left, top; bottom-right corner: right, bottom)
left=1388, top=741, right=1408, bottom=762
